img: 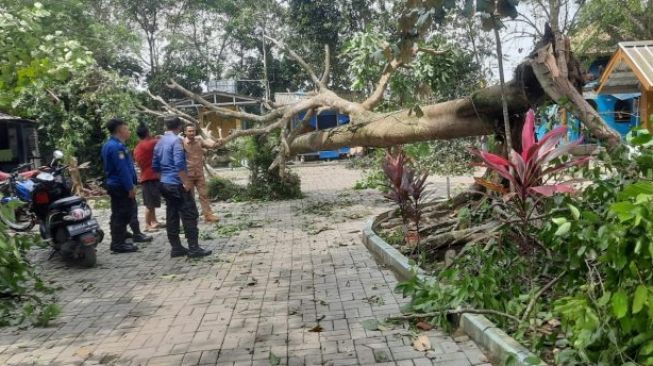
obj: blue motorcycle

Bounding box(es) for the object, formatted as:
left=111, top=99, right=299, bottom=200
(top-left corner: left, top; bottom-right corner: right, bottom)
left=0, top=151, right=103, bottom=267
left=0, top=162, right=38, bottom=231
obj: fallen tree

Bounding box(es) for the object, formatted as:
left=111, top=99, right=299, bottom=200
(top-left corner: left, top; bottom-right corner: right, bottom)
left=144, top=26, right=620, bottom=173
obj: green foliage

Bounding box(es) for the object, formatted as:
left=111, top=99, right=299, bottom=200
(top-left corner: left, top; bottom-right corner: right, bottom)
left=22, top=66, right=142, bottom=174
left=207, top=176, right=246, bottom=202
left=0, top=206, right=59, bottom=327
left=397, top=128, right=653, bottom=363
left=0, top=3, right=144, bottom=176
left=351, top=139, right=477, bottom=192
left=572, top=0, right=653, bottom=58
left=229, top=135, right=302, bottom=201
left=343, top=32, right=485, bottom=108
left=405, top=140, right=477, bottom=176
left=0, top=3, right=94, bottom=108
left=397, top=243, right=527, bottom=330
left=542, top=132, right=653, bottom=363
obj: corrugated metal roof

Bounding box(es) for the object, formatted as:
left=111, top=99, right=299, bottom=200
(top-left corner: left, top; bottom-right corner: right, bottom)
left=0, top=111, right=35, bottom=123
left=598, top=41, right=653, bottom=93
left=274, top=92, right=311, bottom=106
left=620, top=41, right=653, bottom=89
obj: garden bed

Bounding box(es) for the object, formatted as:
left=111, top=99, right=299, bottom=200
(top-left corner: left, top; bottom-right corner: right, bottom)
left=363, top=211, right=546, bottom=366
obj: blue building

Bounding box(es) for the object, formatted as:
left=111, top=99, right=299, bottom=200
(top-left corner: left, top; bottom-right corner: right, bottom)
left=275, top=92, right=353, bottom=161
left=295, top=110, right=351, bottom=160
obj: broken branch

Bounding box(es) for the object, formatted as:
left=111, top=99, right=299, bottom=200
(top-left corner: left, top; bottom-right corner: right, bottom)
left=388, top=308, right=521, bottom=324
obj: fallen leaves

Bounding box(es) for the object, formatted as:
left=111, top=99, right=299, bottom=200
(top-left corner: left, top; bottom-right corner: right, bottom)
left=416, top=321, right=433, bottom=331
left=308, top=324, right=323, bottom=333
left=269, top=352, right=281, bottom=365
left=361, top=319, right=392, bottom=331
left=412, top=335, right=432, bottom=352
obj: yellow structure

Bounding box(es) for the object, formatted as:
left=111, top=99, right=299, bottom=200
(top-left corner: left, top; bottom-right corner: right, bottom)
left=597, top=41, right=653, bottom=130
left=199, top=106, right=242, bottom=138
left=172, top=91, right=261, bottom=138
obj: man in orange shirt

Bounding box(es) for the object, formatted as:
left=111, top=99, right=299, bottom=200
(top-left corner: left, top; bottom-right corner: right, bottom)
left=183, top=124, right=220, bottom=222
left=134, top=124, right=164, bottom=231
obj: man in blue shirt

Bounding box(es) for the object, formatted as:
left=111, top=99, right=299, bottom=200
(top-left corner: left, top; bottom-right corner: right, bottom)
left=153, top=116, right=212, bottom=258
left=101, top=118, right=152, bottom=253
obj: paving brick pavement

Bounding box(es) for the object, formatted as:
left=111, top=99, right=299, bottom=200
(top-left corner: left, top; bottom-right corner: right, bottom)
left=0, top=163, right=490, bottom=366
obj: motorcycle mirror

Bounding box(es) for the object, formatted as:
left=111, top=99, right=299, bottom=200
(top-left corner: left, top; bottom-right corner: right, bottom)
left=53, top=150, right=64, bottom=160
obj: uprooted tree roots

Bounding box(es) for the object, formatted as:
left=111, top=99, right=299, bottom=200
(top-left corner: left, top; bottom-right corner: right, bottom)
left=375, top=189, right=502, bottom=264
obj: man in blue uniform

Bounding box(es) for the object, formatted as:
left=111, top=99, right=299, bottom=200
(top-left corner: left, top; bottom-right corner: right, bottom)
left=153, top=116, right=212, bottom=258
left=101, top=118, right=152, bottom=253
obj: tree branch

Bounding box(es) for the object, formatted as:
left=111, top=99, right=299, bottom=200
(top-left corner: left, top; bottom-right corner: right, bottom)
left=388, top=308, right=521, bottom=324
left=166, top=79, right=286, bottom=124
left=361, top=58, right=402, bottom=110
left=320, top=44, right=331, bottom=86
left=146, top=89, right=199, bottom=125
left=520, top=270, right=567, bottom=324
left=618, top=0, right=647, bottom=33
left=529, top=43, right=621, bottom=147
left=265, top=35, right=324, bottom=90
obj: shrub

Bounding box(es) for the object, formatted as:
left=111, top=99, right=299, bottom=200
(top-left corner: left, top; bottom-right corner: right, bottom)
left=207, top=176, right=246, bottom=201
left=245, top=135, right=302, bottom=201
left=0, top=206, right=59, bottom=327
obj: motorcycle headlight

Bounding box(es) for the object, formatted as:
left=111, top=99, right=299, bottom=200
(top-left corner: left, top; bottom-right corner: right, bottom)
left=63, top=207, right=91, bottom=222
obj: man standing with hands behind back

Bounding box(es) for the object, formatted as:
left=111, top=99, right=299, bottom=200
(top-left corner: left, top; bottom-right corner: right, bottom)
left=153, top=116, right=212, bottom=258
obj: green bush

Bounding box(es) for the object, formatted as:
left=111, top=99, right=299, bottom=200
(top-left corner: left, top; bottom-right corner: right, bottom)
left=0, top=206, right=59, bottom=327
left=396, top=129, right=653, bottom=364
left=207, top=176, right=246, bottom=201
left=244, top=135, right=302, bottom=201
left=216, top=134, right=302, bottom=201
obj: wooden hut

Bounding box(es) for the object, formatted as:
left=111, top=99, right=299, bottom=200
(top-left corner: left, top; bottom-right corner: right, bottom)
left=597, top=41, right=653, bottom=131
left=173, top=91, right=262, bottom=138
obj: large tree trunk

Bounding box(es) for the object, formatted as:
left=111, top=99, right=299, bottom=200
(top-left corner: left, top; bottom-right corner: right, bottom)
left=290, top=80, right=533, bottom=154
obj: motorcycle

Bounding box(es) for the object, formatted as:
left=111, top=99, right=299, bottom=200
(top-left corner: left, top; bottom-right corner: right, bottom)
left=0, top=151, right=103, bottom=267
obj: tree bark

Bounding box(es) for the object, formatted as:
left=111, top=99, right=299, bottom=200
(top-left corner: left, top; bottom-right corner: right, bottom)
left=289, top=81, right=531, bottom=154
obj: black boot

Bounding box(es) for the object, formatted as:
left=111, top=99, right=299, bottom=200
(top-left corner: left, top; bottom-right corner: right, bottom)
left=185, top=225, right=211, bottom=258
left=170, top=246, right=189, bottom=258
left=132, top=233, right=153, bottom=243
left=168, top=235, right=188, bottom=258
left=111, top=243, right=139, bottom=253
left=187, top=247, right=212, bottom=258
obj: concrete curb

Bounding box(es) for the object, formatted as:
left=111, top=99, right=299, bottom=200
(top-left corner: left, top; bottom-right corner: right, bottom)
left=362, top=213, right=546, bottom=366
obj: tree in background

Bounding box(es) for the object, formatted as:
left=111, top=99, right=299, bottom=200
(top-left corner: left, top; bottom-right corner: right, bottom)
left=0, top=2, right=143, bottom=175
left=572, top=0, right=653, bottom=56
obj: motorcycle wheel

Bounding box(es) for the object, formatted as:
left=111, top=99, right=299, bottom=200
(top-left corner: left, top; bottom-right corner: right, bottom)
left=0, top=204, right=35, bottom=231
left=79, top=246, right=97, bottom=268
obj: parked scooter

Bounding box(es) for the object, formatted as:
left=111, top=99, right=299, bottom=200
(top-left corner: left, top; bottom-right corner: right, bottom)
left=0, top=151, right=103, bottom=267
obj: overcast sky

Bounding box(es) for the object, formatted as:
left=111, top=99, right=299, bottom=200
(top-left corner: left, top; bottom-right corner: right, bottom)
left=491, top=1, right=580, bottom=81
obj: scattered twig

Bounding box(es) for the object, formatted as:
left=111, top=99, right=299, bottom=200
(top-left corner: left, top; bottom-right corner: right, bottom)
left=388, top=308, right=521, bottom=324
left=520, top=269, right=568, bottom=324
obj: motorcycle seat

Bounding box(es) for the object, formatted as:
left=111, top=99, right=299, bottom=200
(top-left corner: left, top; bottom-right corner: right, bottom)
left=50, top=196, right=84, bottom=210
left=0, top=170, right=40, bottom=182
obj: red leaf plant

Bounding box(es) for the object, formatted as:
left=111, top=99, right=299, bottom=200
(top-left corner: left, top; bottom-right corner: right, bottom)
left=469, top=109, right=589, bottom=225
left=382, top=150, right=429, bottom=247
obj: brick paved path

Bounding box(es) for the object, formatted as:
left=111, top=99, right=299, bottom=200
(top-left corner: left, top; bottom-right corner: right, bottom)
left=0, top=164, right=489, bottom=366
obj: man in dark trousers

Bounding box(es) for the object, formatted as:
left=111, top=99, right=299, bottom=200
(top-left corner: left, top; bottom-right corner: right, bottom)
left=101, top=118, right=152, bottom=253
left=153, top=116, right=212, bottom=258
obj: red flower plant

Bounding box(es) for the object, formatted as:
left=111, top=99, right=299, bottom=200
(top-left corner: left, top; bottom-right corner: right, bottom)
left=470, top=109, right=590, bottom=202
left=382, top=150, right=429, bottom=238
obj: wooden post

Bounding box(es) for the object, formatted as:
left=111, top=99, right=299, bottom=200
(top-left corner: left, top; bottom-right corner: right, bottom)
left=642, top=90, right=653, bottom=132
left=560, top=107, right=568, bottom=141
left=69, top=157, right=83, bottom=196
